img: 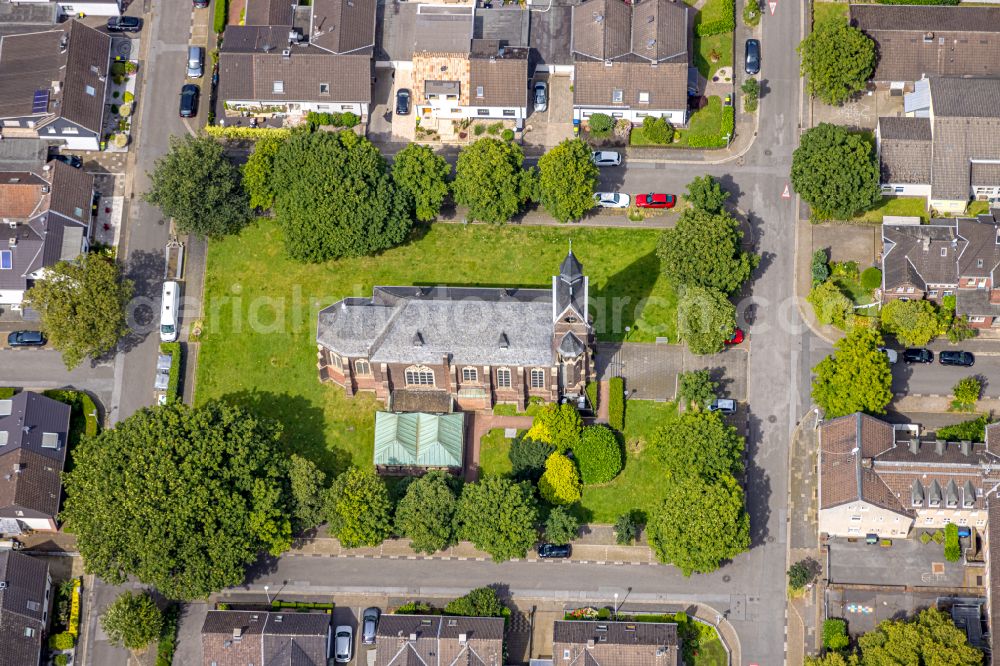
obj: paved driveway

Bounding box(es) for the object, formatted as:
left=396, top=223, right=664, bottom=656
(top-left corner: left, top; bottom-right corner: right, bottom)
left=595, top=342, right=749, bottom=401
left=0, top=349, right=114, bottom=409
left=828, top=537, right=974, bottom=588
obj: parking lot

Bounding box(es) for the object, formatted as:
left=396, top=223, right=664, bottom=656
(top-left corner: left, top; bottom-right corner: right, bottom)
left=827, top=537, right=978, bottom=589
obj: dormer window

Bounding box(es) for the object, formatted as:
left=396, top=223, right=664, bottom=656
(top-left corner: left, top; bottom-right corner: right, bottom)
left=612, top=89, right=623, bottom=103
left=320, top=83, right=330, bottom=94
left=978, top=259, right=984, bottom=268
left=638, top=91, right=650, bottom=103
left=273, top=80, right=284, bottom=93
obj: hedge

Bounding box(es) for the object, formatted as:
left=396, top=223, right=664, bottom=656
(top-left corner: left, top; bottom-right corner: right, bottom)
left=878, top=0, right=957, bottom=4
left=608, top=377, right=624, bottom=431
left=42, top=390, right=100, bottom=440
left=944, top=523, right=961, bottom=562
left=585, top=382, right=598, bottom=411
left=160, top=343, right=182, bottom=405
left=937, top=414, right=991, bottom=443
left=156, top=604, right=180, bottom=666
left=205, top=126, right=292, bottom=140
left=306, top=111, right=360, bottom=128
left=49, top=632, right=75, bottom=650
left=695, top=0, right=735, bottom=36
left=67, top=578, right=81, bottom=637
left=0, top=388, right=15, bottom=399
left=213, top=0, right=228, bottom=34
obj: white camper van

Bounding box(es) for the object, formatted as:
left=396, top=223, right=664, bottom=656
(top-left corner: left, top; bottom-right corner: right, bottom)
left=160, top=281, right=180, bottom=342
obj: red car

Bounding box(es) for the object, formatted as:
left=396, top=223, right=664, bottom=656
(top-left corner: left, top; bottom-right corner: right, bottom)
left=725, top=328, right=745, bottom=345
left=635, top=193, right=676, bottom=209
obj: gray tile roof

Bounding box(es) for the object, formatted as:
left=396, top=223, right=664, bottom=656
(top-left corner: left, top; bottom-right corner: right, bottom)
left=218, top=50, right=372, bottom=104
left=930, top=77, right=1000, bottom=118
left=469, top=47, right=528, bottom=109
left=850, top=4, right=1000, bottom=33
left=572, top=0, right=633, bottom=61
left=311, top=0, right=377, bottom=55
left=244, top=0, right=293, bottom=26
left=957, top=215, right=1000, bottom=278
left=882, top=221, right=962, bottom=291
left=572, top=0, right=687, bottom=63
left=818, top=413, right=899, bottom=512
left=0, top=28, right=65, bottom=121
left=957, top=288, right=1000, bottom=318
left=374, top=615, right=504, bottom=666
left=0, top=392, right=71, bottom=521
left=0, top=2, right=58, bottom=38
left=572, top=60, right=687, bottom=111
left=474, top=7, right=530, bottom=48
left=879, top=116, right=931, bottom=141
left=61, top=21, right=112, bottom=134
left=877, top=117, right=931, bottom=185
left=552, top=621, right=679, bottom=666
left=972, top=162, right=1000, bottom=187
left=413, top=5, right=475, bottom=53
left=0, top=552, right=47, bottom=666
left=201, top=610, right=330, bottom=666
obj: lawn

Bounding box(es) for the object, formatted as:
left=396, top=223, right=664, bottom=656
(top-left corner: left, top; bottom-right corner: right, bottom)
left=693, top=32, right=733, bottom=79
left=851, top=196, right=929, bottom=224
left=967, top=200, right=992, bottom=216
left=689, top=627, right=728, bottom=666
left=196, top=223, right=678, bottom=477
left=633, top=98, right=730, bottom=149
left=478, top=429, right=515, bottom=478
left=812, top=1, right=848, bottom=28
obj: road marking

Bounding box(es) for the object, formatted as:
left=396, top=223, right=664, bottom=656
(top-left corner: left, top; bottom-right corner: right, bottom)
left=768, top=0, right=776, bottom=15
left=782, top=183, right=791, bottom=199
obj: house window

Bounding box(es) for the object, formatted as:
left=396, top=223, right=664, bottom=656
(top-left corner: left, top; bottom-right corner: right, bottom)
left=24, top=627, right=34, bottom=638
left=0, top=250, right=11, bottom=270
left=896, top=287, right=904, bottom=293
left=894, top=186, right=904, bottom=194
left=477, top=109, right=489, bottom=116
left=74, top=206, right=84, bottom=218
left=341, top=105, right=354, bottom=111
left=850, top=515, right=861, bottom=521
left=928, top=290, right=938, bottom=298
left=446, top=95, right=458, bottom=101
left=476, top=86, right=484, bottom=98
left=85, top=85, right=96, bottom=96
left=940, top=247, right=947, bottom=257
left=563, top=650, right=571, bottom=661
left=451, top=108, right=461, bottom=114
left=320, top=83, right=330, bottom=94
left=944, top=290, right=954, bottom=297
left=638, top=91, right=649, bottom=103
left=969, top=316, right=986, bottom=323
left=462, top=367, right=478, bottom=382
left=405, top=366, right=435, bottom=386
left=530, top=369, right=545, bottom=389
left=496, top=368, right=512, bottom=388
left=978, top=259, right=985, bottom=268
left=273, top=80, right=284, bottom=93
left=612, top=89, right=624, bottom=103
left=502, top=109, right=515, bottom=117
left=61, top=127, right=79, bottom=134
left=355, top=360, right=371, bottom=376
left=906, top=287, right=914, bottom=293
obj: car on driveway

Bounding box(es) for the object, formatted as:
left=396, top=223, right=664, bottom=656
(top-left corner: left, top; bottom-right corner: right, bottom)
left=593, top=192, right=630, bottom=209
left=7, top=331, right=46, bottom=347
left=591, top=151, right=622, bottom=167
left=362, top=607, right=380, bottom=645
left=745, top=38, right=760, bottom=74
left=725, top=327, right=744, bottom=345
left=533, top=81, right=548, bottom=112
left=940, top=350, right=975, bottom=367
left=51, top=153, right=82, bottom=169
left=107, top=16, right=142, bottom=32
left=709, top=398, right=737, bottom=415
left=335, top=625, right=353, bottom=662
left=635, top=193, right=676, bottom=209
left=193, top=0, right=209, bottom=7
left=187, top=46, right=204, bottom=78
left=537, top=543, right=571, bottom=558
left=179, top=84, right=199, bottom=118
left=395, top=88, right=411, bottom=116
left=903, top=348, right=934, bottom=364
left=878, top=347, right=898, bottom=364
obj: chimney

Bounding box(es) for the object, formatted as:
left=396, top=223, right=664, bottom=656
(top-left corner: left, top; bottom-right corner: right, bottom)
left=961, top=440, right=972, bottom=456
left=909, top=438, right=920, bottom=455
left=233, top=627, right=243, bottom=639
left=459, top=633, right=467, bottom=645
left=586, top=639, right=595, bottom=649
left=935, top=439, right=945, bottom=456
left=409, top=633, right=418, bottom=641
left=922, top=237, right=930, bottom=251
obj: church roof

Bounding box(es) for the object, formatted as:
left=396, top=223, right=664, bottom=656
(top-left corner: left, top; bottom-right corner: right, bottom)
left=560, top=250, right=585, bottom=283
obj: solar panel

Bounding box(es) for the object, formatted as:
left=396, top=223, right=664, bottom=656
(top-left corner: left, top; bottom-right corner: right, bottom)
left=0, top=250, right=11, bottom=270
left=31, top=89, right=49, bottom=114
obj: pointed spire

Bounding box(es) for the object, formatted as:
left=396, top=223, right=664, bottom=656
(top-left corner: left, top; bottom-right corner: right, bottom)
left=559, top=245, right=584, bottom=284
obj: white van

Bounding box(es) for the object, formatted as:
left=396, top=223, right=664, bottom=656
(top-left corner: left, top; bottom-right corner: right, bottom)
left=160, top=281, right=180, bottom=342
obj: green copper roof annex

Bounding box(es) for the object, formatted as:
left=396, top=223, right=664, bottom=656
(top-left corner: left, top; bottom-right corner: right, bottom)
left=373, top=412, right=465, bottom=468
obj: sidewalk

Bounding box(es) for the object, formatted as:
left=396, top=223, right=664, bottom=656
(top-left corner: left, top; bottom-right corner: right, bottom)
left=786, top=412, right=822, bottom=665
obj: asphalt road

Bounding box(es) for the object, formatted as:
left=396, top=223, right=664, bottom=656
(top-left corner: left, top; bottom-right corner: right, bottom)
left=0, top=350, right=114, bottom=407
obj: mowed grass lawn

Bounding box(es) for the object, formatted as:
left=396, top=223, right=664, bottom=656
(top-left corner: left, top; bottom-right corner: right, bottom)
left=812, top=1, right=848, bottom=27
left=850, top=196, right=929, bottom=224
left=197, top=222, right=677, bottom=478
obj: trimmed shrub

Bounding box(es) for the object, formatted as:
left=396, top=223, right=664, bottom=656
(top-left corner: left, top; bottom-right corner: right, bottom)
left=808, top=280, right=852, bottom=329
left=444, top=587, right=507, bottom=618
left=614, top=512, right=639, bottom=545
left=204, top=126, right=292, bottom=140
left=213, top=0, right=228, bottom=34
left=396, top=601, right=433, bottom=614
left=538, top=452, right=582, bottom=505
left=695, top=0, right=735, bottom=36
left=788, top=558, right=820, bottom=590
left=585, top=382, right=598, bottom=411
left=0, top=388, right=15, bottom=399
left=811, top=249, right=829, bottom=285
left=608, top=377, right=624, bottom=431
left=501, top=129, right=515, bottom=141
left=937, top=414, right=991, bottom=442
left=80, top=392, right=99, bottom=437
left=49, top=632, right=75, bottom=650
left=822, top=619, right=849, bottom=650
left=509, top=437, right=554, bottom=483
left=944, top=523, right=961, bottom=562
left=474, top=124, right=487, bottom=136
left=641, top=116, right=674, bottom=144
left=588, top=113, right=613, bottom=134
left=525, top=403, right=583, bottom=451
left=159, top=342, right=182, bottom=405
left=55, top=656, right=69, bottom=666
left=860, top=267, right=882, bottom=291
left=155, top=604, right=180, bottom=666
left=573, top=425, right=623, bottom=484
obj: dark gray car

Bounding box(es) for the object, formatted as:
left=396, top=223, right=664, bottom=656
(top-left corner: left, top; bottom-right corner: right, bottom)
left=362, top=607, right=380, bottom=645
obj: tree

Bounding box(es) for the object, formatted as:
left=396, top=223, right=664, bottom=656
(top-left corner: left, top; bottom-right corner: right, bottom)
left=640, top=116, right=674, bottom=145
left=271, top=130, right=411, bottom=262
left=509, top=437, right=555, bottom=483
left=613, top=513, right=640, bottom=545
left=288, top=454, right=327, bottom=533
left=100, top=591, right=162, bottom=651
left=788, top=558, right=821, bottom=590
left=573, top=425, right=622, bottom=484
left=741, top=77, right=759, bottom=113
left=392, top=143, right=452, bottom=222
left=324, top=467, right=392, bottom=548
left=588, top=113, right=613, bottom=134
left=444, top=587, right=507, bottom=618
left=798, top=19, right=875, bottom=106
left=454, top=476, right=538, bottom=561
left=950, top=376, right=982, bottom=413
left=647, top=474, right=749, bottom=575
left=685, top=175, right=730, bottom=214
left=525, top=403, right=583, bottom=451
left=823, top=619, right=850, bottom=651
left=61, top=402, right=292, bottom=600
left=677, top=286, right=737, bottom=355
left=805, top=655, right=858, bottom=666
left=812, top=249, right=830, bottom=285
left=242, top=133, right=286, bottom=210
left=452, top=138, right=537, bottom=223
left=791, top=123, right=881, bottom=220
left=538, top=452, right=582, bottom=505
left=857, top=608, right=982, bottom=666
left=144, top=134, right=251, bottom=237
left=808, top=280, right=852, bottom=329
left=677, top=369, right=718, bottom=410
left=24, top=253, right=133, bottom=370
left=656, top=208, right=757, bottom=294
left=394, top=471, right=458, bottom=554
left=652, top=411, right=744, bottom=480
left=544, top=505, right=580, bottom=545
left=812, top=328, right=893, bottom=418
left=537, top=139, right=599, bottom=223
left=880, top=299, right=939, bottom=346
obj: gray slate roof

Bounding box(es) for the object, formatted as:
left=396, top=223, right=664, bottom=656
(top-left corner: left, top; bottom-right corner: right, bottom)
left=572, top=60, right=686, bottom=111
left=0, top=552, right=47, bottom=666
left=244, top=0, right=293, bottom=26
left=413, top=5, right=475, bottom=52
left=552, top=620, right=680, bottom=666
left=957, top=215, right=1000, bottom=278
left=374, top=615, right=504, bottom=666
left=877, top=117, right=931, bottom=185
left=930, top=77, right=1000, bottom=118
left=201, top=610, right=330, bottom=666
left=0, top=392, right=71, bottom=521
left=572, top=0, right=687, bottom=63
left=311, top=0, right=377, bottom=55
left=882, top=221, right=963, bottom=291
left=218, top=49, right=372, bottom=104
left=469, top=46, right=529, bottom=109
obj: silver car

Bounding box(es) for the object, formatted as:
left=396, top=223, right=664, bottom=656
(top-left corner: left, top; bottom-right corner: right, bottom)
left=591, top=150, right=622, bottom=167
left=593, top=192, right=630, bottom=208
left=362, top=607, right=380, bottom=645
left=335, top=625, right=353, bottom=663
left=533, top=81, right=548, bottom=112
left=187, top=46, right=203, bottom=78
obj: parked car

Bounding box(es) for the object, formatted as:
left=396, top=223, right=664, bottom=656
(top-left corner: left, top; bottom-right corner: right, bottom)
left=635, top=193, right=676, bottom=209
left=745, top=38, right=760, bottom=74
left=6, top=330, right=46, bottom=347
left=533, top=81, right=548, bottom=112
left=709, top=398, right=737, bottom=415
left=107, top=16, right=142, bottom=32
left=179, top=84, right=199, bottom=118
left=593, top=192, right=630, bottom=209
left=939, top=350, right=975, bottom=367
left=878, top=347, right=898, bottom=364
left=187, top=46, right=204, bottom=78
left=193, top=0, right=209, bottom=7
left=51, top=153, right=82, bottom=168
left=903, top=348, right=934, bottom=364
left=335, top=626, right=353, bottom=663
left=395, top=88, right=411, bottom=116
left=362, top=607, right=381, bottom=645
left=725, top=327, right=745, bottom=345
left=537, top=543, right=571, bottom=558
left=591, top=151, right=622, bottom=167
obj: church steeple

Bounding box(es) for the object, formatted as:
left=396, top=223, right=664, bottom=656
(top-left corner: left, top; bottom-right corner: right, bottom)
left=559, top=242, right=585, bottom=284
left=552, top=245, right=589, bottom=324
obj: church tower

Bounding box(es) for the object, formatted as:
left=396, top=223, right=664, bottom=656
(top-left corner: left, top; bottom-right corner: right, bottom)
left=552, top=245, right=593, bottom=398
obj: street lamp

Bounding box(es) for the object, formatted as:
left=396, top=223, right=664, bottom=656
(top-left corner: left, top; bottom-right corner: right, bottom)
left=613, top=593, right=619, bottom=619
left=264, top=585, right=271, bottom=605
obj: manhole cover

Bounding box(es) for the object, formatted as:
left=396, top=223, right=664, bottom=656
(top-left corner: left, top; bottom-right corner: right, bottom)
left=722, top=575, right=731, bottom=582
left=116, top=41, right=131, bottom=58
left=767, top=535, right=775, bottom=543
left=768, top=415, right=777, bottom=423
left=764, top=149, right=772, bottom=156
left=157, top=219, right=165, bottom=225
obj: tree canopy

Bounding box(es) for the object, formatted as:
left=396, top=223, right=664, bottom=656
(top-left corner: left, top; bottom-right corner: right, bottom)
left=509, top=437, right=555, bottom=483
left=392, top=143, right=452, bottom=222
left=538, top=452, right=582, bottom=505
left=242, top=133, right=286, bottom=210
left=61, top=401, right=293, bottom=600
left=573, top=425, right=623, bottom=484
left=879, top=299, right=940, bottom=346
left=684, top=175, right=730, bottom=214
left=647, top=474, right=750, bottom=575
left=791, top=123, right=881, bottom=220
left=652, top=411, right=744, bottom=480
left=857, top=608, right=982, bottom=666
left=394, top=471, right=458, bottom=554
left=537, top=139, right=599, bottom=223
left=677, top=285, right=737, bottom=355
left=656, top=208, right=757, bottom=294
left=452, top=138, right=537, bottom=223
left=271, top=130, right=412, bottom=262
left=25, top=252, right=133, bottom=370
left=288, top=454, right=327, bottom=533
left=798, top=19, right=876, bottom=106
left=808, top=280, right=853, bottom=329
left=454, top=476, right=538, bottom=561
left=812, top=328, right=893, bottom=417
left=100, top=591, right=163, bottom=651
left=525, top=403, right=583, bottom=451
left=677, top=369, right=718, bottom=410
left=144, top=134, right=251, bottom=237
left=324, top=467, right=393, bottom=548
left=544, top=505, right=580, bottom=545
left=444, top=587, right=508, bottom=618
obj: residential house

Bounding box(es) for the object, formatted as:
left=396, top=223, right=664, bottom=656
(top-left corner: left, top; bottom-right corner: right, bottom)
left=218, top=0, right=376, bottom=125
left=0, top=2, right=58, bottom=39
left=316, top=249, right=593, bottom=410
left=0, top=20, right=111, bottom=150
left=374, top=615, right=504, bottom=666
left=201, top=609, right=331, bottom=666
left=8, top=0, right=121, bottom=17
left=0, top=551, right=51, bottom=666
left=0, top=160, right=95, bottom=308
left=875, top=77, right=1000, bottom=212
left=373, top=411, right=465, bottom=474
left=552, top=620, right=680, bottom=666
left=849, top=4, right=1000, bottom=89
left=0, top=392, right=71, bottom=532
left=570, top=0, right=688, bottom=126
left=409, top=5, right=529, bottom=127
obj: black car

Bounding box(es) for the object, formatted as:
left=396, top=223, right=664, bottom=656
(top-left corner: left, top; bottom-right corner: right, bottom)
left=51, top=154, right=82, bottom=169
left=395, top=88, right=411, bottom=116
left=179, top=84, right=199, bottom=118
left=7, top=331, right=46, bottom=347
left=939, top=350, right=975, bottom=367
left=537, top=543, right=571, bottom=559
left=107, top=16, right=142, bottom=33
left=744, top=38, right=760, bottom=74
left=903, top=348, right=934, bottom=364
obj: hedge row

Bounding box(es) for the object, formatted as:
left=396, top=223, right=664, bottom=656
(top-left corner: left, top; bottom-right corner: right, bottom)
left=271, top=600, right=335, bottom=610
left=878, top=0, right=957, bottom=4
left=42, top=390, right=100, bottom=439
left=608, top=377, right=624, bottom=431
left=306, top=111, right=359, bottom=129
left=695, top=0, right=735, bottom=36
left=156, top=604, right=180, bottom=666
left=205, top=126, right=292, bottom=140
left=0, top=387, right=15, bottom=399
left=160, top=343, right=182, bottom=405
left=213, top=0, right=228, bottom=34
